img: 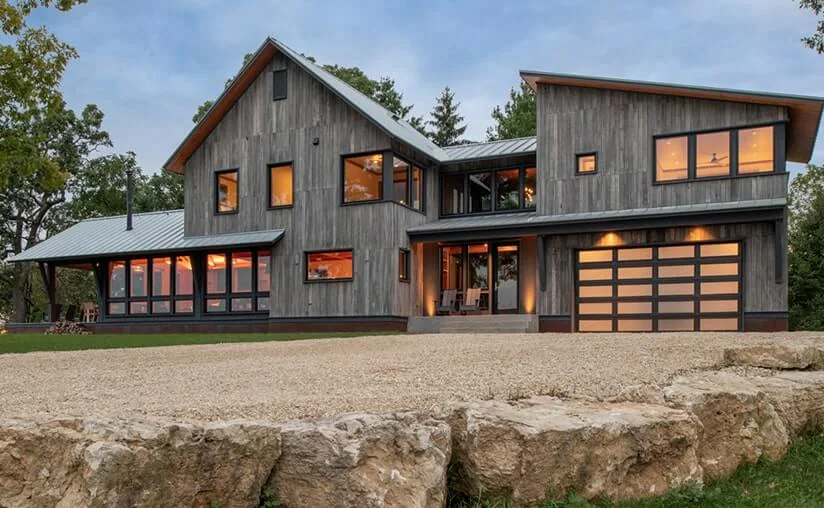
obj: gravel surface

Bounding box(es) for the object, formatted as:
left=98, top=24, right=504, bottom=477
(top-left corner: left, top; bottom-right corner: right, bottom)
left=1, top=332, right=822, bottom=423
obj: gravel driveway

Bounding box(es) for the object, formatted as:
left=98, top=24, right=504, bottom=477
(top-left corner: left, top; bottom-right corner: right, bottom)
left=1, top=332, right=822, bottom=423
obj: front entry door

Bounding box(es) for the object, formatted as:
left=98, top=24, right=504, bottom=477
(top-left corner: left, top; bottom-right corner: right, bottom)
left=492, top=244, right=519, bottom=313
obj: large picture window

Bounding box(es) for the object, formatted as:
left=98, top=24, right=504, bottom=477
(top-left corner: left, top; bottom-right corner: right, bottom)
left=215, top=169, right=239, bottom=213
left=655, top=124, right=781, bottom=182
left=306, top=250, right=353, bottom=282
left=440, top=166, right=536, bottom=217
left=106, top=256, right=195, bottom=317
left=205, top=249, right=271, bottom=314
left=343, top=153, right=383, bottom=203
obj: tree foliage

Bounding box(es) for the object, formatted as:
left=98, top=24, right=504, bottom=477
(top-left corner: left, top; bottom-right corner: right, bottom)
left=486, top=82, right=536, bottom=141
left=426, top=86, right=468, bottom=147
left=788, top=164, right=824, bottom=330
left=799, top=0, right=824, bottom=53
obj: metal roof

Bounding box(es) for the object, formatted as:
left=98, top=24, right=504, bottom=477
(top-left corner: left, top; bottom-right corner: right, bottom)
left=8, top=210, right=285, bottom=264
left=442, top=136, right=537, bottom=161
left=407, top=198, right=787, bottom=238
left=520, top=70, right=824, bottom=163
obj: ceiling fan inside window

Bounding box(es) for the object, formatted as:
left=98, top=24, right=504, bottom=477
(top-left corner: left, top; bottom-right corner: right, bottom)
left=705, top=152, right=729, bottom=166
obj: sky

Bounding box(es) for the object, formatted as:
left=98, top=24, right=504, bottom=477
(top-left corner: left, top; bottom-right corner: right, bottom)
left=29, top=0, right=824, bottom=174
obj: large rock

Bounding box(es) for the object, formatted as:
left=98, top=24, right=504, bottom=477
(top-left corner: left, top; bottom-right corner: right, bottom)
left=269, top=412, right=450, bottom=508
left=723, top=344, right=824, bottom=370
left=742, top=370, right=824, bottom=438
left=443, top=397, right=701, bottom=505
left=663, top=371, right=789, bottom=479
left=0, top=417, right=281, bottom=508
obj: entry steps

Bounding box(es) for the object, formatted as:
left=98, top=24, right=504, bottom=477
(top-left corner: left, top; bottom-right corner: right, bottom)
left=407, top=314, right=538, bottom=334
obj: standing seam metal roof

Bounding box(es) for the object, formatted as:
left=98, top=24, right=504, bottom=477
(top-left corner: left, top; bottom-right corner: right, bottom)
left=442, top=136, right=537, bottom=161
left=8, top=210, right=285, bottom=263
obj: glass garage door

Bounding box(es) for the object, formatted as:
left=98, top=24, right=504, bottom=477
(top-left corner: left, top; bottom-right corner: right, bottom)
left=575, top=242, right=741, bottom=332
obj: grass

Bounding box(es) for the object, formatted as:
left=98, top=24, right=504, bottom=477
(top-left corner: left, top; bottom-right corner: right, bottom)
left=0, top=331, right=399, bottom=354
left=449, top=433, right=824, bottom=508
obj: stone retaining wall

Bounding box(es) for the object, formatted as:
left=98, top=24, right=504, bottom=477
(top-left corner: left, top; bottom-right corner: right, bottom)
left=1, top=344, right=823, bottom=508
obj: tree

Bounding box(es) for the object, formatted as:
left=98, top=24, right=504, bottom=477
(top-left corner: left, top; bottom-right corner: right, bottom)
left=799, top=0, right=824, bottom=53
left=192, top=52, right=253, bottom=123
left=788, top=165, right=824, bottom=329
left=426, top=86, right=467, bottom=147
left=0, top=0, right=87, bottom=187
left=0, top=101, right=110, bottom=322
left=486, top=82, right=536, bottom=141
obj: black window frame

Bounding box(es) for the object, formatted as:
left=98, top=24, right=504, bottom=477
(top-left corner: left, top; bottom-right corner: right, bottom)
left=214, top=168, right=240, bottom=215
left=439, top=164, right=537, bottom=218
left=304, top=249, right=354, bottom=283
left=399, top=248, right=410, bottom=283
left=340, top=150, right=426, bottom=213
left=204, top=249, right=271, bottom=315
left=272, top=69, right=287, bottom=101
left=576, top=152, right=598, bottom=175
left=268, top=161, right=294, bottom=209
left=653, top=122, right=786, bottom=184
left=105, top=256, right=196, bottom=317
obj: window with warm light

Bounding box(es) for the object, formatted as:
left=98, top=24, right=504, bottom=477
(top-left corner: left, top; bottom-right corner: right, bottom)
left=306, top=250, right=353, bottom=281
left=655, top=124, right=781, bottom=182
left=206, top=250, right=271, bottom=313
left=576, top=153, right=597, bottom=174
left=441, top=166, right=536, bottom=216
left=656, top=136, right=688, bottom=181
left=269, top=163, right=293, bottom=208
left=106, top=257, right=196, bottom=316
left=215, top=169, right=239, bottom=213
left=343, top=153, right=383, bottom=203
left=739, top=126, right=774, bottom=174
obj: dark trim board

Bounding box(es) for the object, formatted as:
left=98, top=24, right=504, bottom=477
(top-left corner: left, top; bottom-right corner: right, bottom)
left=6, top=316, right=409, bottom=335
left=539, top=315, right=573, bottom=332
left=743, top=312, right=789, bottom=332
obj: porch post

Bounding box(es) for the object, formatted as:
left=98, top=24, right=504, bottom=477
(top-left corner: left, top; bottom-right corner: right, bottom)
left=38, top=262, right=58, bottom=322
left=93, top=261, right=106, bottom=322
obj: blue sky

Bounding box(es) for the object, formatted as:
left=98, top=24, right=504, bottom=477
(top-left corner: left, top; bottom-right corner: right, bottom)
left=30, top=0, right=824, bottom=174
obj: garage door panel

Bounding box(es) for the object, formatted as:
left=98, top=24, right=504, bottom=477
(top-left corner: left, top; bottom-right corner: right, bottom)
left=576, top=242, right=741, bottom=332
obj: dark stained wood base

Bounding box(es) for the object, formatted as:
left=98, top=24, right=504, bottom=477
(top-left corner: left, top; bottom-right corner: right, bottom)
left=539, top=315, right=573, bottom=333
left=742, top=313, right=789, bottom=332
left=6, top=316, right=408, bottom=335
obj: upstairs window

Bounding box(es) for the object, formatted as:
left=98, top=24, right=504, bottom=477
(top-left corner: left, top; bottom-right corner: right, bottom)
left=343, top=153, right=383, bottom=203
left=391, top=156, right=424, bottom=211
left=215, top=169, right=239, bottom=213
left=576, top=153, right=597, bottom=174
left=655, top=124, right=781, bottom=182
left=441, top=166, right=536, bottom=216
left=269, top=163, right=293, bottom=208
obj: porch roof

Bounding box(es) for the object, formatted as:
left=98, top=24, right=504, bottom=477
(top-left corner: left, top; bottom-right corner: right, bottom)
left=8, top=210, right=285, bottom=264
left=406, top=198, right=787, bottom=241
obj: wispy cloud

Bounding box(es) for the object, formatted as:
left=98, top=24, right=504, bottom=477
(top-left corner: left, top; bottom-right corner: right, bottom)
left=28, top=0, right=824, bottom=172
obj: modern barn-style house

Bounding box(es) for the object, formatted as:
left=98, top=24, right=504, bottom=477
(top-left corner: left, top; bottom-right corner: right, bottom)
left=10, top=37, right=824, bottom=333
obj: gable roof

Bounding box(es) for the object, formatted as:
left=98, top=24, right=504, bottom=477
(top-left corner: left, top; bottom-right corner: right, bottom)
left=520, top=70, right=824, bottom=163
left=8, top=210, right=285, bottom=264
left=164, top=37, right=449, bottom=173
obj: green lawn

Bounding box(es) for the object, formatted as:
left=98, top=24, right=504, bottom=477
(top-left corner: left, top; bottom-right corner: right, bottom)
left=0, top=331, right=399, bottom=354
left=450, top=434, right=824, bottom=508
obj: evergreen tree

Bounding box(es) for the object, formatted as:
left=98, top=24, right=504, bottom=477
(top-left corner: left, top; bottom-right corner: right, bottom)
left=486, top=82, right=536, bottom=141
left=426, top=86, right=467, bottom=147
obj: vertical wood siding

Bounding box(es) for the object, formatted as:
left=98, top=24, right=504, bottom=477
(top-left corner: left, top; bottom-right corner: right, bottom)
left=184, top=54, right=426, bottom=318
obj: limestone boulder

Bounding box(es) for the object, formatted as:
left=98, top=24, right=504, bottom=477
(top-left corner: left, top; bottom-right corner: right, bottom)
left=269, top=412, right=450, bottom=508
left=742, top=370, right=824, bottom=438
left=723, top=344, right=824, bottom=370
left=0, top=417, right=281, bottom=508
left=443, top=397, right=702, bottom=506
left=663, top=371, right=789, bottom=479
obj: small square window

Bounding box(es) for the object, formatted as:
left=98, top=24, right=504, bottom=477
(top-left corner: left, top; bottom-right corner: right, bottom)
left=577, top=153, right=597, bottom=174
left=215, top=169, right=239, bottom=214
left=269, top=163, right=293, bottom=208
left=399, top=249, right=410, bottom=282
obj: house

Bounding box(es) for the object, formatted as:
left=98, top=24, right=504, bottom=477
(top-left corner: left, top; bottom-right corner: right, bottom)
left=9, top=37, right=824, bottom=333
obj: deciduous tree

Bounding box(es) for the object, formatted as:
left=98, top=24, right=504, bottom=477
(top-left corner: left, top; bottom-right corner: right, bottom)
left=788, top=165, right=824, bottom=329
left=798, top=0, right=824, bottom=53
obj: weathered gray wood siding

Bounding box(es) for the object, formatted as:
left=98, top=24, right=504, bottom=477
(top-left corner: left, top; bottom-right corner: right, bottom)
left=539, top=222, right=786, bottom=316
left=184, top=53, right=426, bottom=318
left=536, top=84, right=789, bottom=215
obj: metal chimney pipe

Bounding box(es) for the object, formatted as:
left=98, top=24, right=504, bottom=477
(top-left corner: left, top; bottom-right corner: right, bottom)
left=125, top=167, right=134, bottom=231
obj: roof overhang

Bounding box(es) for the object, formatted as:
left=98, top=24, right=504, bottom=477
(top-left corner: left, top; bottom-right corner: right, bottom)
left=520, top=70, right=824, bottom=164
left=407, top=199, right=786, bottom=243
